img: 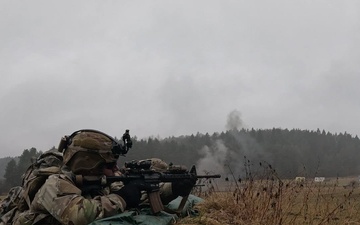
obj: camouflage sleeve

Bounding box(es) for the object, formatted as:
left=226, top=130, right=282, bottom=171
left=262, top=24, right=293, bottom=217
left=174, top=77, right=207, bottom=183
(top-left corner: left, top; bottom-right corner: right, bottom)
left=159, top=182, right=177, bottom=205
left=31, top=174, right=126, bottom=225
left=109, top=171, right=124, bottom=192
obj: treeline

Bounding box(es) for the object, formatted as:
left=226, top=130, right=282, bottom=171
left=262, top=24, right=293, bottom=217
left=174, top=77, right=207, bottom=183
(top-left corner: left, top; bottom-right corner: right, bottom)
left=0, top=148, right=43, bottom=194
left=1, top=128, right=360, bottom=194
left=126, top=128, right=360, bottom=179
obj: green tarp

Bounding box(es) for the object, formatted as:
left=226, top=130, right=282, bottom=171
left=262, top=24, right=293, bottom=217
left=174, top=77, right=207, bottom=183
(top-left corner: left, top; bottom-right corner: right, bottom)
left=88, top=195, right=204, bottom=225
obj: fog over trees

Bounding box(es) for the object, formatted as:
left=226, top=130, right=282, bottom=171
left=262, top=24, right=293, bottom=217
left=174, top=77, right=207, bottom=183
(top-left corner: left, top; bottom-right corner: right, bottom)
left=1, top=128, right=359, bottom=194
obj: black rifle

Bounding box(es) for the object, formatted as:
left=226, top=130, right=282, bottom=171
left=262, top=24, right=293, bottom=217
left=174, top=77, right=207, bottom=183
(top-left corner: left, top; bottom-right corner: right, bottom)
left=76, top=160, right=221, bottom=214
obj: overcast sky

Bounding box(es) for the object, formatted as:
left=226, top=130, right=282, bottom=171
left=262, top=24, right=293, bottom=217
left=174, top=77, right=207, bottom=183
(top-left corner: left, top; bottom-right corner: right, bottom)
left=1, top=1, right=359, bottom=158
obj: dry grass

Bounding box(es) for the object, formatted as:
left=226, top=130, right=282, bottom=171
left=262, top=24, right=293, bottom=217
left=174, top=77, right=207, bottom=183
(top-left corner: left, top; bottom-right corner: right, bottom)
left=178, top=176, right=360, bottom=225
left=2, top=176, right=360, bottom=225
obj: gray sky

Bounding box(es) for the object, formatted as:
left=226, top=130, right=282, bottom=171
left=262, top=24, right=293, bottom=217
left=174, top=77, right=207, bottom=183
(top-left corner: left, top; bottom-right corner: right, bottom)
left=1, top=1, right=359, bottom=158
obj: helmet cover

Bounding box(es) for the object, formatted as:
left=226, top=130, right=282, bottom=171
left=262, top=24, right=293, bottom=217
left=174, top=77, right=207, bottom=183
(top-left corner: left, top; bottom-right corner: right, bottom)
left=62, top=129, right=123, bottom=174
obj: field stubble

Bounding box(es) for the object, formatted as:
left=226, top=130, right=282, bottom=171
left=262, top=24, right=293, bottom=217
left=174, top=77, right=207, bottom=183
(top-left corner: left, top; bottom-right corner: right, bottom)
left=179, top=176, right=360, bottom=225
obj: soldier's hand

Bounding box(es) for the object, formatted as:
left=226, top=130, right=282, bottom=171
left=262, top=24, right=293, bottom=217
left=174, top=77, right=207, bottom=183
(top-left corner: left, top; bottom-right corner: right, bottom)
left=114, top=183, right=142, bottom=209
left=172, top=178, right=196, bottom=197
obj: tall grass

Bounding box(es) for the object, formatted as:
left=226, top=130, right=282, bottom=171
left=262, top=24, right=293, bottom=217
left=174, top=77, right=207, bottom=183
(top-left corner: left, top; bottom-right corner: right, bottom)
left=180, top=164, right=360, bottom=225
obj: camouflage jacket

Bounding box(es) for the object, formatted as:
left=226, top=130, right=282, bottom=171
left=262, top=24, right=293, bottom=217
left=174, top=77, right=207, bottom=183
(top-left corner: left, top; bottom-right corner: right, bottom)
left=8, top=159, right=176, bottom=225
left=11, top=171, right=124, bottom=225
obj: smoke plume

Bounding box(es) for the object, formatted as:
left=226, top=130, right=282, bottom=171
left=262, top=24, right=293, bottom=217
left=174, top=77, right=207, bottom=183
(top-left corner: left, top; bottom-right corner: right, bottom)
left=226, top=109, right=243, bottom=131
left=196, top=139, right=227, bottom=175
left=196, top=110, right=271, bottom=181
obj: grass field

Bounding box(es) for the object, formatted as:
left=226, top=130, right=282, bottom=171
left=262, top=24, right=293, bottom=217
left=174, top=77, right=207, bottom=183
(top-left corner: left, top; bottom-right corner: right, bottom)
left=179, top=176, right=360, bottom=225
left=2, top=177, right=360, bottom=224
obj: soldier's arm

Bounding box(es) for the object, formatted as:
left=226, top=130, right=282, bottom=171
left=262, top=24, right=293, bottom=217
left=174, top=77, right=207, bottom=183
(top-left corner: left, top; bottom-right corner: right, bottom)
left=31, top=174, right=127, bottom=225
left=159, top=182, right=178, bottom=205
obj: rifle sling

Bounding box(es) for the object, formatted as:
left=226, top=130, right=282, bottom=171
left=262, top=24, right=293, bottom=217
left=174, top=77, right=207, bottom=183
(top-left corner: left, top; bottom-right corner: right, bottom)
left=163, top=194, right=189, bottom=216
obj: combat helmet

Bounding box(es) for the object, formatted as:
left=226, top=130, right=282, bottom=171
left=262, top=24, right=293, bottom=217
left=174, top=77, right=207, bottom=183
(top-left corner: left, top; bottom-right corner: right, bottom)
left=58, top=129, right=127, bottom=175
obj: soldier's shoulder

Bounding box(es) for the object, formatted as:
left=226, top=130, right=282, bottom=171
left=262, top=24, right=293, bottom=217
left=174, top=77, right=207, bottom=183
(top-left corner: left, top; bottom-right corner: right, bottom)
left=46, top=173, right=74, bottom=184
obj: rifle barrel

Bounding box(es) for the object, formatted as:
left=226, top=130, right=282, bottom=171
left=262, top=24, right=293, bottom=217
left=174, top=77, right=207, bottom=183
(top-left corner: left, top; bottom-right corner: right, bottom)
left=196, top=174, right=221, bottom=179
left=81, top=172, right=221, bottom=186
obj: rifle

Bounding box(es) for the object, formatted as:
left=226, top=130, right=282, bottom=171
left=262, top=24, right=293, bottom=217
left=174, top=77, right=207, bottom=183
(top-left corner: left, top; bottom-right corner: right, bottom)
left=75, top=160, right=221, bottom=214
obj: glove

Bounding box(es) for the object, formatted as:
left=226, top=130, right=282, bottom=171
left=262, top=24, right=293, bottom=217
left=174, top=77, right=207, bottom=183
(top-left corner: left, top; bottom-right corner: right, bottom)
left=81, top=185, right=103, bottom=198
left=114, top=183, right=142, bottom=208
left=172, top=178, right=196, bottom=197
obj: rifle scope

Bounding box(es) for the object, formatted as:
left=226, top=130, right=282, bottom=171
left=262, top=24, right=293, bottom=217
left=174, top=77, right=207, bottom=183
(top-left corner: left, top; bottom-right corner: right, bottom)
left=125, top=160, right=152, bottom=170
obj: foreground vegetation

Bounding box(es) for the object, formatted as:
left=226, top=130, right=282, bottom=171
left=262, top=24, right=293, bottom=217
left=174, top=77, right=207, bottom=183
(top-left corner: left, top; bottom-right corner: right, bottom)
left=2, top=176, right=360, bottom=224
left=181, top=176, right=360, bottom=225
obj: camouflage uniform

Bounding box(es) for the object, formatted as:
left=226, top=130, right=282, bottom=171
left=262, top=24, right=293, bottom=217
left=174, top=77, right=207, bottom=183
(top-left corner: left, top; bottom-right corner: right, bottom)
left=6, top=130, right=177, bottom=225
left=0, top=187, right=23, bottom=224
left=12, top=168, right=126, bottom=225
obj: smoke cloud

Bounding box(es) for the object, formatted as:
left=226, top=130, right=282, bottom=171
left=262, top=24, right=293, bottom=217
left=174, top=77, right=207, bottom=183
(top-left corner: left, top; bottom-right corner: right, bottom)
left=196, top=110, right=271, bottom=180
left=226, top=109, right=243, bottom=131
left=196, top=139, right=227, bottom=175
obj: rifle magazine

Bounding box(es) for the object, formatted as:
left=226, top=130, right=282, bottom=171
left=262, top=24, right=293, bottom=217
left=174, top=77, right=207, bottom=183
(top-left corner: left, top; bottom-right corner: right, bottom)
left=148, top=191, right=164, bottom=214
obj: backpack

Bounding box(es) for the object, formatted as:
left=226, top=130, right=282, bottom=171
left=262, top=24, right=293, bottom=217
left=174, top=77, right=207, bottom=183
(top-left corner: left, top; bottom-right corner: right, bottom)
left=0, top=149, right=63, bottom=217
left=20, top=149, right=63, bottom=210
